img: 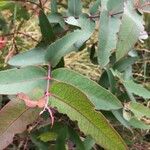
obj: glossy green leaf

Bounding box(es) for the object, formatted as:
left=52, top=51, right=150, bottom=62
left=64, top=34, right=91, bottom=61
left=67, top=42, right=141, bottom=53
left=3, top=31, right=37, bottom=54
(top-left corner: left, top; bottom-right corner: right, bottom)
left=52, top=68, right=122, bottom=110
left=49, top=82, right=127, bottom=150
left=98, top=10, right=121, bottom=67
left=129, top=102, right=150, bottom=118
left=0, top=66, right=46, bottom=94
left=116, top=1, right=144, bottom=60
left=39, top=10, right=55, bottom=43
left=123, top=79, right=150, bottom=99
left=45, top=30, right=85, bottom=67
left=0, top=98, right=40, bottom=150
left=8, top=46, right=47, bottom=67
left=68, top=0, right=82, bottom=17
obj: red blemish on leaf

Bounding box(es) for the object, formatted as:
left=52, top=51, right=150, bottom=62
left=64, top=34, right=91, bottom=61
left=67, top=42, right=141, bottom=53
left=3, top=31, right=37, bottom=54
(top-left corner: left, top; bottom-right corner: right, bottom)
left=17, top=93, right=45, bottom=108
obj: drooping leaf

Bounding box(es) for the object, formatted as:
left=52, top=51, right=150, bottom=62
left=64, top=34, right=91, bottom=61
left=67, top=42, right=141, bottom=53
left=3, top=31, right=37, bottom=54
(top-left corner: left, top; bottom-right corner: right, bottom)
left=90, top=0, right=101, bottom=15
left=55, top=125, right=68, bottom=150
left=68, top=0, right=82, bottom=17
left=107, top=0, right=123, bottom=14
left=45, top=30, right=85, bottom=67
left=97, top=9, right=121, bottom=67
left=48, top=13, right=66, bottom=29
left=113, top=56, right=138, bottom=72
left=83, top=136, right=95, bottom=150
left=128, top=117, right=150, bottom=130
left=39, top=10, right=55, bottom=43
left=8, top=46, right=47, bottom=67
left=30, top=133, right=50, bottom=150
left=112, top=110, right=131, bottom=129
left=49, top=82, right=127, bottom=150
left=116, top=1, right=145, bottom=60
left=52, top=68, right=122, bottom=110
left=0, top=98, right=40, bottom=149
left=68, top=127, right=85, bottom=150
left=123, top=79, right=150, bottom=99
left=75, top=14, right=95, bottom=48
left=50, top=0, right=58, bottom=13
left=0, top=66, right=46, bottom=94
left=129, top=102, right=150, bottom=118
left=35, top=123, right=63, bottom=142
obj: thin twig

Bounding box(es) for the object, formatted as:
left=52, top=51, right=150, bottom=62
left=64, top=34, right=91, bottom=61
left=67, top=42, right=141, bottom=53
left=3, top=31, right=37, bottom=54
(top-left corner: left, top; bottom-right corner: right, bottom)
left=40, top=64, right=54, bottom=126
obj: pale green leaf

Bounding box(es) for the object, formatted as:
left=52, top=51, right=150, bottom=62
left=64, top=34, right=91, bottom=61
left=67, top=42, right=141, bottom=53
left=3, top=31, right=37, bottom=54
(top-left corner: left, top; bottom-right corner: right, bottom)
left=128, top=117, right=150, bottom=130
left=107, top=0, right=123, bottom=14
left=48, top=13, right=66, bottom=29
left=68, top=0, right=82, bottom=17
left=0, top=99, right=40, bottom=149
left=50, top=0, right=58, bottom=13
left=8, top=46, right=47, bottom=67
left=45, top=30, right=85, bottom=67
left=116, top=1, right=144, bottom=60
left=52, top=68, right=122, bottom=110
left=90, top=0, right=101, bottom=15
left=49, top=82, right=127, bottom=150
left=129, top=102, right=150, bottom=118
left=123, top=80, right=150, bottom=99
left=98, top=10, right=121, bottom=67
left=0, top=66, right=46, bottom=94
left=75, top=14, right=95, bottom=48
left=113, top=57, right=138, bottom=72
left=112, top=110, right=131, bottom=129
left=83, top=136, right=95, bottom=150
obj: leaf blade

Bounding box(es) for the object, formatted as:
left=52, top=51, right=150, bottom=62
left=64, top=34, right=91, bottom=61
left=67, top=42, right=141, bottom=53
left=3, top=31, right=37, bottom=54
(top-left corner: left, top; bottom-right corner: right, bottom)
left=0, top=66, right=46, bottom=94
left=49, top=82, right=127, bottom=150
left=0, top=99, right=40, bottom=149
left=52, top=68, right=122, bottom=110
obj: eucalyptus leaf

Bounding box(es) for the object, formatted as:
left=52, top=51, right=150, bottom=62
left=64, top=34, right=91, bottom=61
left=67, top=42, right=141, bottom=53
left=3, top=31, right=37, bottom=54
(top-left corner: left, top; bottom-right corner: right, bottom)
left=123, top=79, right=150, bottom=99
left=52, top=68, right=122, bottom=110
left=129, top=102, right=150, bottom=118
left=0, top=98, right=40, bottom=150
left=50, top=0, right=58, bottom=13
left=90, top=0, right=101, bottom=15
left=39, top=10, right=55, bottom=43
left=68, top=0, right=82, bottom=17
left=8, top=46, right=47, bottom=67
left=116, top=1, right=144, bottom=60
left=45, top=30, right=85, bottom=67
left=97, top=10, right=121, bottom=67
left=49, top=82, right=127, bottom=150
left=0, top=66, right=46, bottom=94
